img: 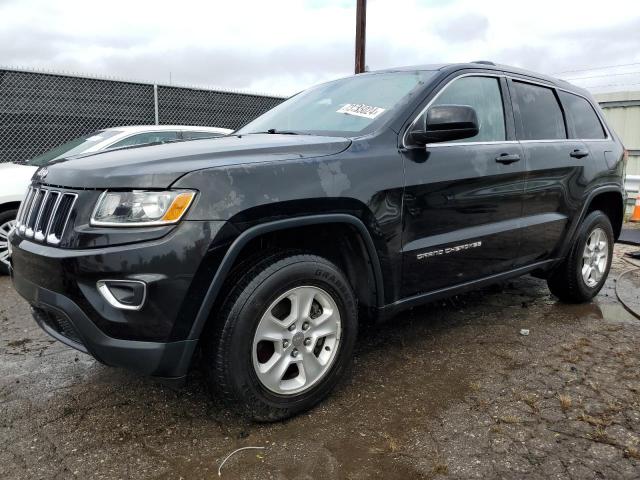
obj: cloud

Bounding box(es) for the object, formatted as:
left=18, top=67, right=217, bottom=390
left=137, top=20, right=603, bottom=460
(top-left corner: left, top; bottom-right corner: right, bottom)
left=0, top=0, right=639, bottom=95
left=434, top=14, right=489, bottom=43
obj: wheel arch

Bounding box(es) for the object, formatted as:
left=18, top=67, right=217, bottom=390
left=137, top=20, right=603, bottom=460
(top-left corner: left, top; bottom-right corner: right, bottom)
left=187, top=214, right=385, bottom=341
left=559, top=186, right=625, bottom=261
left=584, top=189, right=624, bottom=240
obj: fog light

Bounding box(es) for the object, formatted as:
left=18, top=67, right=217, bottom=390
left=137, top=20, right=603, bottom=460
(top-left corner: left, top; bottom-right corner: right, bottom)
left=97, top=280, right=147, bottom=311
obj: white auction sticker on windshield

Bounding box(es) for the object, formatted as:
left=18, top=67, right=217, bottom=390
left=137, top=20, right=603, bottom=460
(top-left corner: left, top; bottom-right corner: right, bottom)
left=336, top=103, right=386, bottom=119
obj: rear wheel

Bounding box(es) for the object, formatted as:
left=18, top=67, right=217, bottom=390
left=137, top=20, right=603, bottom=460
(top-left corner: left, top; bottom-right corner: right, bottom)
left=203, top=253, right=358, bottom=421
left=0, top=209, right=18, bottom=276
left=547, top=210, right=613, bottom=303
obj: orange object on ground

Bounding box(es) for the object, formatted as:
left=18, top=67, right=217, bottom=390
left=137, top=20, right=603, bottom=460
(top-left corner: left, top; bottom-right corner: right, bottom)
left=631, top=195, right=640, bottom=222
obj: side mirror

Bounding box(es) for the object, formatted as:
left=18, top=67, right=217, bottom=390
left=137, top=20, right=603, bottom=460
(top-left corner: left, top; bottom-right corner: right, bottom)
left=409, top=105, right=479, bottom=145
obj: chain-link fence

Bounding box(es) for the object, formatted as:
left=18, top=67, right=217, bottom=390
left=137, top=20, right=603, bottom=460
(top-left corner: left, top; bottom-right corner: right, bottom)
left=0, top=68, right=286, bottom=163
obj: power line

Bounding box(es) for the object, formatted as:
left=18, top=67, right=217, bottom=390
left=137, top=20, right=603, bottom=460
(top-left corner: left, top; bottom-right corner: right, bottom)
left=553, top=61, right=640, bottom=75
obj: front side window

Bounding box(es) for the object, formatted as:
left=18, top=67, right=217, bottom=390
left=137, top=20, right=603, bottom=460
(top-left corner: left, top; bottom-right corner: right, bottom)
left=431, top=76, right=506, bottom=142
left=558, top=91, right=606, bottom=140
left=512, top=81, right=566, bottom=140
left=236, top=71, right=436, bottom=137
left=108, top=131, right=180, bottom=149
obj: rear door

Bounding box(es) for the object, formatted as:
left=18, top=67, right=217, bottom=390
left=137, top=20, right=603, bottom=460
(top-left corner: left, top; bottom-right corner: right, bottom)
left=558, top=90, right=613, bottom=176
left=510, top=79, right=588, bottom=264
left=400, top=74, right=527, bottom=298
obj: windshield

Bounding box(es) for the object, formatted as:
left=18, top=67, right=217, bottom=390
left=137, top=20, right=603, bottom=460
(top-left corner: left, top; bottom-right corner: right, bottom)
left=236, top=71, right=435, bottom=137
left=26, top=130, right=123, bottom=166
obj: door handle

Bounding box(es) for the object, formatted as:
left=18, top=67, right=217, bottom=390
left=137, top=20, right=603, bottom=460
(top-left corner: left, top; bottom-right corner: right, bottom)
left=495, top=153, right=521, bottom=164
left=570, top=149, right=589, bottom=159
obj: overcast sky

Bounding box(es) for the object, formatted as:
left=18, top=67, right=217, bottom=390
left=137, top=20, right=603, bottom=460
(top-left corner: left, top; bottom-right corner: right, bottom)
left=1, top=0, right=640, bottom=96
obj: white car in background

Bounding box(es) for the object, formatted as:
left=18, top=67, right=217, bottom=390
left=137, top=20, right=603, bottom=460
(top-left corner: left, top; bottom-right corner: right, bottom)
left=0, top=125, right=232, bottom=274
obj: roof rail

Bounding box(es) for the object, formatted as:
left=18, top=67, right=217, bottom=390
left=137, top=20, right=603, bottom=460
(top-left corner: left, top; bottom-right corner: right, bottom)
left=471, top=60, right=496, bottom=66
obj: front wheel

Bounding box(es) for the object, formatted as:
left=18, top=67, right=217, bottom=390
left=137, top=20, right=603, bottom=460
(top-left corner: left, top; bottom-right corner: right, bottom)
left=0, top=209, right=18, bottom=276
left=547, top=210, right=614, bottom=303
left=203, top=253, right=358, bottom=421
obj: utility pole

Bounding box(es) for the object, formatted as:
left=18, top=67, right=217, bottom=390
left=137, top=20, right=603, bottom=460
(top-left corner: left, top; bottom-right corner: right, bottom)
left=355, top=0, right=366, bottom=74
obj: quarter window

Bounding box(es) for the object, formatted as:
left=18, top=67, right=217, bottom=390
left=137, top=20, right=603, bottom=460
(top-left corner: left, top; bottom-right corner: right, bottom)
left=431, top=76, right=506, bottom=142
left=558, top=91, right=606, bottom=139
left=512, top=81, right=566, bottom=140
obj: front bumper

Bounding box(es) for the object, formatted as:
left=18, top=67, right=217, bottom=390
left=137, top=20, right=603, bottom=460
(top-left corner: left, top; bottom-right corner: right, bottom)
left=9, top=220, right=228, bottom=379
left=13, top=272, right=196, bottom=378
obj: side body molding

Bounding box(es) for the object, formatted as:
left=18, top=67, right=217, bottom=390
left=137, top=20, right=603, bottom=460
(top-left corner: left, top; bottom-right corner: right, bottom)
left=187, top=214, right=385, bottom=340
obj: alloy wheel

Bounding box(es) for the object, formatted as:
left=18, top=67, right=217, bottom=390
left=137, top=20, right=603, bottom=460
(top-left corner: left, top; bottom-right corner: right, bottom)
left=252, top=286, right=342, bottom=395
left=581, top=227, right=608, bottom=288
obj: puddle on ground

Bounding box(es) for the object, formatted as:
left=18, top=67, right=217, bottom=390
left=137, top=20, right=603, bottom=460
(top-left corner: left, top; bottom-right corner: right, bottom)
left=590, top=301, right=639, bottom=325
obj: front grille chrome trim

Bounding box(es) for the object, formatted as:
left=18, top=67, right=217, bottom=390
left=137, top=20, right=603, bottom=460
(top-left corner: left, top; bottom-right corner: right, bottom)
left=17, top=186, right=77, bottom=246
left=36, top=191, right=61, bottom=242
left=32, top=190, right=51, bottom=241
left=24, top=188, right=44, bottom=238
left=46, top=193, right=77, bottom=246
left=17, top=187, right=36, bottom=233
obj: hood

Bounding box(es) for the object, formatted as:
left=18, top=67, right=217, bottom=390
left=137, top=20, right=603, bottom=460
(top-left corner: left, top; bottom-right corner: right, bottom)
left=40, top=134, right=352, bottom=189
left=0, top=163, right=38, bottom=201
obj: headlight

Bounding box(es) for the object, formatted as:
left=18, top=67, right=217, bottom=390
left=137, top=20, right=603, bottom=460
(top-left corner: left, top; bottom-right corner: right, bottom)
left=91, top=190, right=196, bottom=227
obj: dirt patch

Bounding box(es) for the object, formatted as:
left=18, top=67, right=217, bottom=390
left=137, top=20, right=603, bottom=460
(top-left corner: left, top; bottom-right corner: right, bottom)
left=6, top=338, right=31, bottom=348
left=1, top=242, right=639, bottom=479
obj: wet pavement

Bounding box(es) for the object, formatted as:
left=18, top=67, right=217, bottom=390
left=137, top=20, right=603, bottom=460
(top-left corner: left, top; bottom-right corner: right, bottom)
left=1, top=242, right=640, bottom=479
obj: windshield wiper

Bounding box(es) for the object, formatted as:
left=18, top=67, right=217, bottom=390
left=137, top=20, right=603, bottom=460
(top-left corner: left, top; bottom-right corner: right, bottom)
left=242, top=129, right=303, bottom=135
left=267, top=128, right=300, bottom=135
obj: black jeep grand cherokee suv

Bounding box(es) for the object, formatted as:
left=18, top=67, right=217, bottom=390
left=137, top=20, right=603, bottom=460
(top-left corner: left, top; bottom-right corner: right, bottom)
left=9, top=62, right=625, bottom=421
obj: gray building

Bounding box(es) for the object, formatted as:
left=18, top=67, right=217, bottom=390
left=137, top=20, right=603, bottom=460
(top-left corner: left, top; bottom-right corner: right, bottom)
left=594, top=91, right=640, bottom=193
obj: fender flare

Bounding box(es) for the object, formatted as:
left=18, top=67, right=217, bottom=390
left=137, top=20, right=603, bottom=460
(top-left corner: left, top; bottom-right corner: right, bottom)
left=558, top=185, right=625, bottom=260
left=187, top=214, right=385, bottom=340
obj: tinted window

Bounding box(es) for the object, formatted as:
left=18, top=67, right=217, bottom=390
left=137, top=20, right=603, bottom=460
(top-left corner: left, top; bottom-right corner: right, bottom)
left=559, top=91, right=606, bottom=139
left=108, top=131, right=180, bottom=149
left=513, top=81, right=566, bottom=140
left=183, top=131, right=224, bottom=140
left=431, top=76, right=506, bottom=142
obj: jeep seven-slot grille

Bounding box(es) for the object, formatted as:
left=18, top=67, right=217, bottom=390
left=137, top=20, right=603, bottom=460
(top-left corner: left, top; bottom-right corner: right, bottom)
left=16, top=186, right=77, bottom=245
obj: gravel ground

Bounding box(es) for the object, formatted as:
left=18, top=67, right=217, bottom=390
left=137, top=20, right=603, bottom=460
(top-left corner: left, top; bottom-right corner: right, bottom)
left=1, top=239, right=640, bottom=479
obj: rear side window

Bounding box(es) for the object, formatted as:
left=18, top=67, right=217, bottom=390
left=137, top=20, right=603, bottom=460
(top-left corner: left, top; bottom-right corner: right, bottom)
left=558, top=91, right=606, bottom=139
left=431, top=76, right=506, bottom=142
left=512, top=81, right=566, bottom=140
left=183, top=131, right=223, bottom=140
left=108, top=131, right=180, bottom=149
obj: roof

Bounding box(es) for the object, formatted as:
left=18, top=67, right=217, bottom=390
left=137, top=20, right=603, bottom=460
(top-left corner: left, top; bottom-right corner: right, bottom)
left=103, top=125, right=233, bottom=134
left=372, top=62, right=587, bottom=95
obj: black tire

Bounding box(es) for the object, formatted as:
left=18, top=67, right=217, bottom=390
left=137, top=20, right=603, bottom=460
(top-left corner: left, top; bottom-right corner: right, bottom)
left=547, top=210, right=614, bottom=303
left=0, top=209, right=18, bottom=276
left=202, top=252, right=358, bottom=421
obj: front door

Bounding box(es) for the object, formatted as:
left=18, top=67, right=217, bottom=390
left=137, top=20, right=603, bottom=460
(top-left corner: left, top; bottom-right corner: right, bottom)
left=400, top=74, right=527, bottom=298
